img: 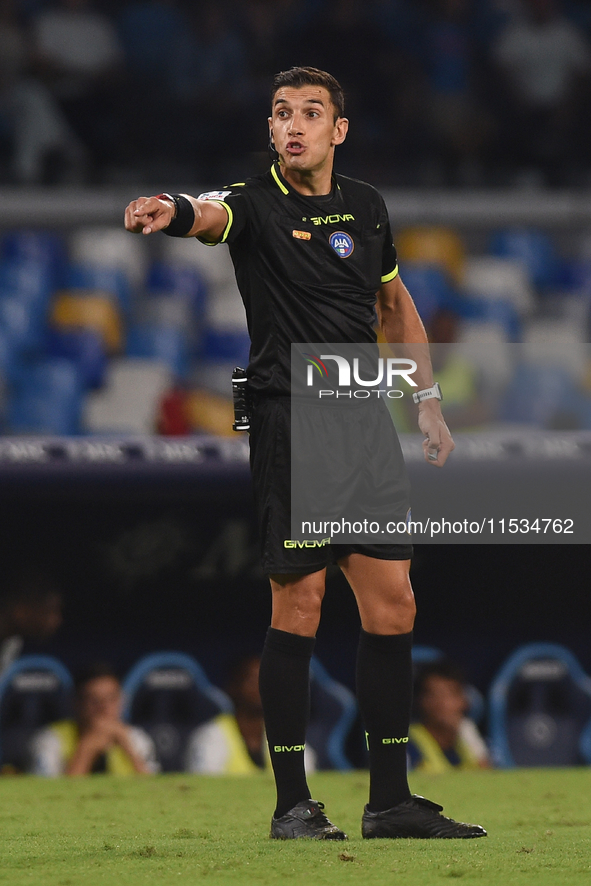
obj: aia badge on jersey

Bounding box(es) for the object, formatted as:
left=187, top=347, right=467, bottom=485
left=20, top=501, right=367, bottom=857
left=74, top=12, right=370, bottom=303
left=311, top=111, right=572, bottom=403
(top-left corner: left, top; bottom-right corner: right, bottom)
left=197, top=190, right=231, bottom=201
left=329, top=231, right=354, bottom=258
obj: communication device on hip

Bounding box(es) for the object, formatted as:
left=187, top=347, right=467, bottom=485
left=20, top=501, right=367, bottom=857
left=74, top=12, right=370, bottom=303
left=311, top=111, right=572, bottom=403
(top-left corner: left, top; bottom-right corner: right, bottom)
left=232, top=367, right=250, bottom=432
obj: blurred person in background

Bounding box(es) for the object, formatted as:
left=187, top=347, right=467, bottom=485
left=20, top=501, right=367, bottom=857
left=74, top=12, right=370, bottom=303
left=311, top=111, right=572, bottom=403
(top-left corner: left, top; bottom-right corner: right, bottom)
left=31, top=0, right=123, bottom=178
left=492, top=0, right=591, bottom=183
left=408, top=659, right=491, bottom=772
left=30, top=662, right=158, bottom=775
left=0, top=567, right=63, bottom=676
left=422, top=0, right=495, bottom=185
left=186, top=653, right=316, bottom=774
left=0, top=0, right=83, bottom=183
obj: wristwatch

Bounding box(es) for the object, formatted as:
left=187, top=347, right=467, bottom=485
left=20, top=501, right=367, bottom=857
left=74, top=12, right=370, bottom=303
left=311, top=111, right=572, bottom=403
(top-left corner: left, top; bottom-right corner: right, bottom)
left=412, top=382, right=443, bottom=405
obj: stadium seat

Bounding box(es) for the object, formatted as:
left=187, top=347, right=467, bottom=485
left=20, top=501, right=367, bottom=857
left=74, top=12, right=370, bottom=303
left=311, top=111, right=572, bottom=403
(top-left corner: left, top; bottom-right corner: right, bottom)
left=500, top=363, right=581, bottom=427
left=66, top=264, right=132, bottom=317
left=454, top=296, right=522, bottom=341
left=308, top=657, right=357, bottom=771
left=122, top=652, right=233, bottom=773
left=83, top=358, right=172, bottom=433
left=162, top=235, right=236, bottom=287
left=488, top=643, right=591, bottom=767
left=69, top=226, right=148, bottom=288
left=489, top=228, right=560, bottom=291
left=201, top=329, right=250, bottom=366
left=522, top=319, right=588, bottom=383
left=7, top=358, right=84, bottom=435
left=462, top=256, right=535, bottom=316
left=412, top=645, right=444, bottom=664
left=147, top=261, right=207, bottom=314
left=185, top=390, right=235, bottom=437
left=126, top=324, right=190, bottom=379
left=395, top=263, right=455, bottom=327
left=0, top=258, right=54, bottom=310
left=0, top=230, right=66, bottom=284
left=51, top=293, right=124, bottom=352
left=0, top=296, right=46, bottom=352
left=45, top=329, right=107, bottom=389
left=135, top=295, right=194, bottom=332
left=0, top=655, right=73, bottom=773
left=396, top=227, right=466, bottom=283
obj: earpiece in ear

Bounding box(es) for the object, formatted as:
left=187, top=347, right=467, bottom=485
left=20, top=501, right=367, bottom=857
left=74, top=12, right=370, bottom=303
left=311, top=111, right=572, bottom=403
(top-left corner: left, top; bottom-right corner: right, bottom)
left=268, top=137, right=279, bottom=162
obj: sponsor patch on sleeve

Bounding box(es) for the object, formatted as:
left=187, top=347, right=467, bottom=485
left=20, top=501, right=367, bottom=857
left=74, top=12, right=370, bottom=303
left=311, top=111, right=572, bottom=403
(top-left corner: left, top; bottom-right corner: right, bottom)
left=197, top=190, right=232, bottom=201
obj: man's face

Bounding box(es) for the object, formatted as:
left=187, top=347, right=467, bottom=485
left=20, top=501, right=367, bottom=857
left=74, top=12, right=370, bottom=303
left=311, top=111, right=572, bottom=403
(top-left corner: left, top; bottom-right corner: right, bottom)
left=269, top=86, right=348, bottom=174
left=77, top=676, right=122, bottom=727
left=419, top=675, right=468, bottom=733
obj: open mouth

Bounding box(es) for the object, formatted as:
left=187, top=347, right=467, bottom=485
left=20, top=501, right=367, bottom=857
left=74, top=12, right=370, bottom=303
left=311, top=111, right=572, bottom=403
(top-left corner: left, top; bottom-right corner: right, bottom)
left=286, top=141, right=305, bottom=155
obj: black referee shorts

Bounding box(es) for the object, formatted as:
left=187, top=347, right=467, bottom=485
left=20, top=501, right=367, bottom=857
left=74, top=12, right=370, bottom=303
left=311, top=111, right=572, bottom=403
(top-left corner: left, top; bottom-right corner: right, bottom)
left=249, top=395, right=412, bottom=575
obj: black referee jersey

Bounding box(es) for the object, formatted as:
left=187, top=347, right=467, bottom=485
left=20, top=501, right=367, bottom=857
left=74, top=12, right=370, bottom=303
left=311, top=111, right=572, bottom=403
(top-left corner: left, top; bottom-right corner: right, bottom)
left=197, top=162, right=399, bottom=396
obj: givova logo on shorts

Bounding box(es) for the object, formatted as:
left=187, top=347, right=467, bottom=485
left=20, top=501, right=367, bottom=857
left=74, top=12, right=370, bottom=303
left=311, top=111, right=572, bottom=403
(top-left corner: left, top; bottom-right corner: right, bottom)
left=284, top=538, right=331, bottom=549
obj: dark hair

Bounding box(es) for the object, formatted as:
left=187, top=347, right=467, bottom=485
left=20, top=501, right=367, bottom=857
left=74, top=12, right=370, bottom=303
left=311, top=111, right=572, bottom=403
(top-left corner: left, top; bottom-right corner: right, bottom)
left=271, top=67, right=345, bottom=121
left=74, top=662, right=120, bottom=693
left=414, top=660, right=466, bottom=698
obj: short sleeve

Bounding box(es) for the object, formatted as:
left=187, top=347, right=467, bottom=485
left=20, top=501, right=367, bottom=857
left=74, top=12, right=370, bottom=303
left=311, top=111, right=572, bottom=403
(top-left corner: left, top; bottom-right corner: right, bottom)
left=379, top=198, right=399, bottom=284
left=196, top=185, right=250, bottom=246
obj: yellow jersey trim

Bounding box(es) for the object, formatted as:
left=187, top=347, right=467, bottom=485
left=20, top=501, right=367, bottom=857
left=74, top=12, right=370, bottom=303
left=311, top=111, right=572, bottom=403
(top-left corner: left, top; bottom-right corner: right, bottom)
left=271, top=163, right=289, bottom=195
left=198, top=200, right=233, bottom=246
left=381, top=265, right=399, bottom=284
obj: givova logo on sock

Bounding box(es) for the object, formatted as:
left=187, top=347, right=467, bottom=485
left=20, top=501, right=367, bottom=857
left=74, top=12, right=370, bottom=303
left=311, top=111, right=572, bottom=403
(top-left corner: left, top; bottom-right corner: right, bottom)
left=274, top=744, right=306, bottom=752
left=365, top=731, right=409, bottom=749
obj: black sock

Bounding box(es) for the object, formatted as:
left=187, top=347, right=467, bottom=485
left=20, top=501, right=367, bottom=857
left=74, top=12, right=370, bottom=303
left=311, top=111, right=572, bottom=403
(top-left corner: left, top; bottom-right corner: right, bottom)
left=356, top=628, right=413, bottom=812
left=259, top=626, right=315, bottom=818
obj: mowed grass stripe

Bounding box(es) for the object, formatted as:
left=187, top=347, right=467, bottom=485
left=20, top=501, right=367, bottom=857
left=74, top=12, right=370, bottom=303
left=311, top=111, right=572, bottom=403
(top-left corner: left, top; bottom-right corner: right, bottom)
left=0, top=769, right=589, bottom=885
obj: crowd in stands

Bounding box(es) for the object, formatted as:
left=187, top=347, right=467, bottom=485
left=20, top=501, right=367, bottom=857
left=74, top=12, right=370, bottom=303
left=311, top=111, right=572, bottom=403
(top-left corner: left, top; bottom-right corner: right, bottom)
left=1, top=220, right=591, bottom=435
left=2, top=0, right=591, bottom=186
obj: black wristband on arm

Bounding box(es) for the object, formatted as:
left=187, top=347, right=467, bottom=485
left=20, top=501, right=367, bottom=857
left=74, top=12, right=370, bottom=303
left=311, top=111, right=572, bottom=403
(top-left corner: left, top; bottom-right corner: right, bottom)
left=159, top=193, right=196, bottom=237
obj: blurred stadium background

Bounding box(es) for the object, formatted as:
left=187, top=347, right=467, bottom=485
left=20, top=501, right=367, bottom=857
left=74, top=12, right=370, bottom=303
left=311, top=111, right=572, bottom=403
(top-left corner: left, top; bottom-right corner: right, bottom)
left=1, top=0, right=591, bottom=777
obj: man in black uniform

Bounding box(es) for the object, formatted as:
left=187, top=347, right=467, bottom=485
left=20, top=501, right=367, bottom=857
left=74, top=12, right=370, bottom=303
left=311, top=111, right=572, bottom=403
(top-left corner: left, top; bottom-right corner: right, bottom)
left=125, top=67, right=486, bottom=842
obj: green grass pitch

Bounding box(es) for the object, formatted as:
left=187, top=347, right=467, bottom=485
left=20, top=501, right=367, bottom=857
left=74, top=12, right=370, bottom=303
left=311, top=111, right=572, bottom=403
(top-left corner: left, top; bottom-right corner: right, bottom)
left=1, top=769, right=590, bottom=885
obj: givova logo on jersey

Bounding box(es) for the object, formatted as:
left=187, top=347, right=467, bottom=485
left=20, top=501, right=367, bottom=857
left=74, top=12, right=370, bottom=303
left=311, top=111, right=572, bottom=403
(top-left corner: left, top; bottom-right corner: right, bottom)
left=329, top=231, right=354, bottom=258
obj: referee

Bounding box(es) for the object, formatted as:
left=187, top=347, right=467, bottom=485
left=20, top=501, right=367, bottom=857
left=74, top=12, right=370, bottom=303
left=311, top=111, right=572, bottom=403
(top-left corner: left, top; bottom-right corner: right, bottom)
left=125, top=67, right=486, bottom=842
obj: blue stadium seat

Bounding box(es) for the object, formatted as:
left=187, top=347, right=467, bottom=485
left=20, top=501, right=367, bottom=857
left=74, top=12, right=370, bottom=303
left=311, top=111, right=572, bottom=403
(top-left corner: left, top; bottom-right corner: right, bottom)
left=0, top=295, right=46, bottom=352
left=0, top=655, right=73, bottom=773
left=66, top=263, right=132, bottom=317
left=398, top=263, right=455, bottom=326
left=453, top=296, right=522, bottom=341
left=147, top=262, right=207, bottom=314
left=488, top=643, right=591, bottom=767
left=122, top=652, right=232, bottom=773
left=308, top=657, right=357, bottom=770
left=489, top=228, right=560, bottom=291
left=0, top=259, right=54, bottom=310
left=0, top=230, right=66, bottom=286
left=126, top=324, right=190, bottom=379
left=201, top=329, right=250, bottom=366
left=45, top=329, right=107, bottom=389
left=412, top=645, right=444, bottom=664
left=500, top=364, right=580, bottom=427
left=7, top=358, right=84, bottom=434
